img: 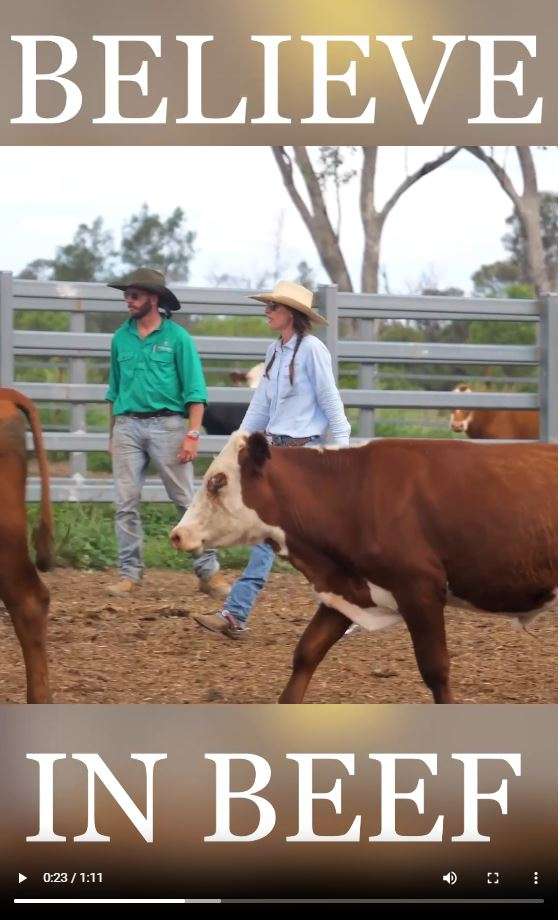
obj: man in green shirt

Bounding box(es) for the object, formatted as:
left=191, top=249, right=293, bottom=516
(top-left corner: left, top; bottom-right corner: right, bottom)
left=105, top=268, right=229, bottom=600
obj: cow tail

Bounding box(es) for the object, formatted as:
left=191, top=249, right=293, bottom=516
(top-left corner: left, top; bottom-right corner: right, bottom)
left=27, top=399, right=55, bottom=571
left=3, top=388, right=56, bottom=571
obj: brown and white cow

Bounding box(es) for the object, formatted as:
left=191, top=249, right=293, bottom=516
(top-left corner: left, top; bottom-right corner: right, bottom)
left=0, top=388, right=54, bottom=703
left=450, top=384, right=539, bottom=439
left=171, top=432, right=557, bottom=704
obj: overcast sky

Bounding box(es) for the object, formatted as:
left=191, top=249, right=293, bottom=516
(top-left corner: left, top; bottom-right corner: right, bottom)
left=0, top=145, right=557, bottom=294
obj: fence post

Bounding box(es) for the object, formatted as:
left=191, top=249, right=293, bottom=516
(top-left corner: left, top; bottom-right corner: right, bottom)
left=316, top=284, right=339, bottom=381
left=0, top=271, right=14, bottom=387
left=358, top=318, right=375, bottom=438
left=539, top=294, right=558, bottom=442
left=70, top=306, right=88, bottom=476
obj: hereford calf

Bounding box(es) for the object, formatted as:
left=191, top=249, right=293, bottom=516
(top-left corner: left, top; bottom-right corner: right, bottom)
left=171, top=432, right=557, bottom=704
left=450, top=384, right=539, bottom=439
left=0, top=388, right=54, bottom=702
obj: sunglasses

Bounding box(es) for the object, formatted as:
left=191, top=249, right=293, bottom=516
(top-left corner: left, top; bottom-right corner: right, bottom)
left=124, top=290, right=148, bottom=302
left=264, top=302, right=282, bottom=313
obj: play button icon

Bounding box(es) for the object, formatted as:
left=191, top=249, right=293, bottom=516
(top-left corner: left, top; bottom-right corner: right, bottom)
left=18, top=874, right=27, bottom=884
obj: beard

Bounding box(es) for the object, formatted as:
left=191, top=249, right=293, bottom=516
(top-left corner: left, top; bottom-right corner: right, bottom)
left=130, top=301, right=154, bottom=320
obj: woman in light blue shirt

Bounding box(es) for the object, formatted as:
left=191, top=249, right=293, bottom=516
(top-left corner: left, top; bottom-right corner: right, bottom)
left=194, top=281, right=351, bottom=640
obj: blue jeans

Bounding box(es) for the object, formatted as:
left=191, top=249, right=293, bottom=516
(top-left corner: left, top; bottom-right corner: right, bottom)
left=112, top=414, right=219, bottom=582
left=223, top=543, right=276, bottom=624
left=223, top=433, right=321, bottom=624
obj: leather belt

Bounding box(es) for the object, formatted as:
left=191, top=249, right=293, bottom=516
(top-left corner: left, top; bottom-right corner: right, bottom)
left=123, top=409, right=183, bottom=419
left=268, top=434, right=318, bottom=447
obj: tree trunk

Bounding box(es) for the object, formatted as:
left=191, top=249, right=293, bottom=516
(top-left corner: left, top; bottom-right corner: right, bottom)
left=271, top=147, right=353, bottom=291
left=361, top=214, right=384, bottom=294
left=519, top=199, right=549, bottom=295
left=465, top=146, right=549, bottom=296
left=516, top=148, right=549, bottom=295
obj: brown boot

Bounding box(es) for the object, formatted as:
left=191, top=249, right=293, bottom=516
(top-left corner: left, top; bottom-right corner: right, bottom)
left=107, top=577, right=139, bottom=597
left=193, top=611, right=248, bottom=640
left=198, top=571, right=230, bottom=601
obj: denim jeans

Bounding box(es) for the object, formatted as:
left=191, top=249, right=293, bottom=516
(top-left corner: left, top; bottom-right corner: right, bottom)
left=111, top=414, right=219, bottom=582
left=223, top=433, right=321, bottom=624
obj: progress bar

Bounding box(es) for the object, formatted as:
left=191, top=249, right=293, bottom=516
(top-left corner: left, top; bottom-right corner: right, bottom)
left=14, top=900, right=220, bottom=904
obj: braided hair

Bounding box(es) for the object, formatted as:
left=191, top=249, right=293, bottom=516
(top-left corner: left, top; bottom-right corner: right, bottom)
left=264, top=309, right=312, bottom=385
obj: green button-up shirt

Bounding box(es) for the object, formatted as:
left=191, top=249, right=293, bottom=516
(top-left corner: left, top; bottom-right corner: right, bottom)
left=105, top=317, right=208, bottom=416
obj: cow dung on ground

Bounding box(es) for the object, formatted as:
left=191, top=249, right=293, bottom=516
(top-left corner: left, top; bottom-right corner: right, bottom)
left=0, top=568, right=556, bottom=704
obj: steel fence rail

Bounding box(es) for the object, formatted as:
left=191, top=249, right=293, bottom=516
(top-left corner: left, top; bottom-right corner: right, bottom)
left=12, top=330, right=541, bottom=364
left=19, top=384, right=539, bottom=411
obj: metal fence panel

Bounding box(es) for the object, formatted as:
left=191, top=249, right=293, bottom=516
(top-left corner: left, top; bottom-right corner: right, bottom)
left=0, top=274, right=554, bottom=503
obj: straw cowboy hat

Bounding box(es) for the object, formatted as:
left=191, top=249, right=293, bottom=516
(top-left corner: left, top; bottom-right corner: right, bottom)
left=250, top=281, right=328, bottom=325
left=108, top=267, right=181, bottom=313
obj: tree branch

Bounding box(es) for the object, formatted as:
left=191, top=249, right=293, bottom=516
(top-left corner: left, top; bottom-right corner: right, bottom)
left=463, top=146, right=522, bottom=207
left=271, top=146, right=353, bottom=290
left=271, top=147, right=315, bottom=235
left=379, top=146, right=462, bottom=220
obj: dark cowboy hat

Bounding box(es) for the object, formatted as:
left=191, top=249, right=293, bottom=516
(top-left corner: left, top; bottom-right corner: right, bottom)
left=107, top=268, right=181, bottom=312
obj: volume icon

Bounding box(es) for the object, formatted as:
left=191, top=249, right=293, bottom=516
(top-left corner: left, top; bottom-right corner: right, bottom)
left=443, top=870, right=458, bottom=885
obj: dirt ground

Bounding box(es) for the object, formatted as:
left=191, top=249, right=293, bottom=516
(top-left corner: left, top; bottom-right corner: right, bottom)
left=0, top=568, right=556, bottom=704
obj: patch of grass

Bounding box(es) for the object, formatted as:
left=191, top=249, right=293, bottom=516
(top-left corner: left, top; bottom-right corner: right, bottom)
left=25, top=502, right=290, bottom=573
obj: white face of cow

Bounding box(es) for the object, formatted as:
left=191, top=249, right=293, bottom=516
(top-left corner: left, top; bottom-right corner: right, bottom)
left=449, top=384, right=473, bottom=433
left=170, top=431, right=287, bottom=554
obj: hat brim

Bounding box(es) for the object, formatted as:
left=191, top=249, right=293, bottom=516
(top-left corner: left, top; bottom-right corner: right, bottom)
left=108, top=281, right=181, bottom=312
left=250, top=292, right=328, bottom=325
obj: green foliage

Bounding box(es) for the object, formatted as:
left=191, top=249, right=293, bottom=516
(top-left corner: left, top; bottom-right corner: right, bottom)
left=17, top=207, right=196, bottom=284
left=185, top=314, right=270, bottom=338
left=17, top=259, right=57, bottom=281
left=471, top=260, right=521, bottom=297
left=54, top=217, right=117, bottom=282
left=19, top=217, right=117, bottom=282
left=467, top=319, right=536, bottom=346
left=472, top=192, right=558, bottom=296
left=25, top=503, right=287, bottom=572
left=119, top=204, right=196, bottom=281
left=14, top=310, right=69, bottom=332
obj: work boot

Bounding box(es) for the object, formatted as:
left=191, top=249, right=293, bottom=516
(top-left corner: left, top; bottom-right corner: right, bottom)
left=197, top=571, right=230, bottom=601
left=193, top=610, right=248, bottom=640
left=107, top=577, right=139, bottom=597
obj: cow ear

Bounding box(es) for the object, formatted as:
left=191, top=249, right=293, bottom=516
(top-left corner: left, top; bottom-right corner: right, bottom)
left=207, top=472, right=228, bottom=496
left=245, top=432, right=271, bottom=472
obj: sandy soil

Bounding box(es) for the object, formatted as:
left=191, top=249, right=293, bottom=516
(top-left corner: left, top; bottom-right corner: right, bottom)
left=0, top=568, right=556, bottom=704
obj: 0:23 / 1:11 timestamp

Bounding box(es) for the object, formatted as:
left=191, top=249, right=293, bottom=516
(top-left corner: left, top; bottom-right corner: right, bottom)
left=43, top=872, right=103, bottom=884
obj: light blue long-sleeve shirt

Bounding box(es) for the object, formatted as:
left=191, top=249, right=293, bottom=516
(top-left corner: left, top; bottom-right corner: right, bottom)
left=241, top=334, right=351, bottom=446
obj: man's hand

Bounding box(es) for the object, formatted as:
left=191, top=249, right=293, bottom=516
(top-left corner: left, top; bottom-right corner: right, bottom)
left=178, top=434, right=199, bottom=463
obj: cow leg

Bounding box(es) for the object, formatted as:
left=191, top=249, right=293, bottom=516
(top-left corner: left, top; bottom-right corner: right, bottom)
left=279, top=603, right=349, bottom=704
left=2, top=570, right=51, bottom=704
left=396, top=580, right=453, bottom=704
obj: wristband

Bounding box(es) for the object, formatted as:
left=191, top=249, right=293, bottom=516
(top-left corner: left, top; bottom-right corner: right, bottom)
left=186, top=429, right=200, bottom=440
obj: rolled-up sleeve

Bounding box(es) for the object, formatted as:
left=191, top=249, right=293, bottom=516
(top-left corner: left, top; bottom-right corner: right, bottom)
left=306, top=340, right=351, bottom=445
left=176, top=331, right=208, bottom=406
left=105, top=336, right=119, bottom=403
